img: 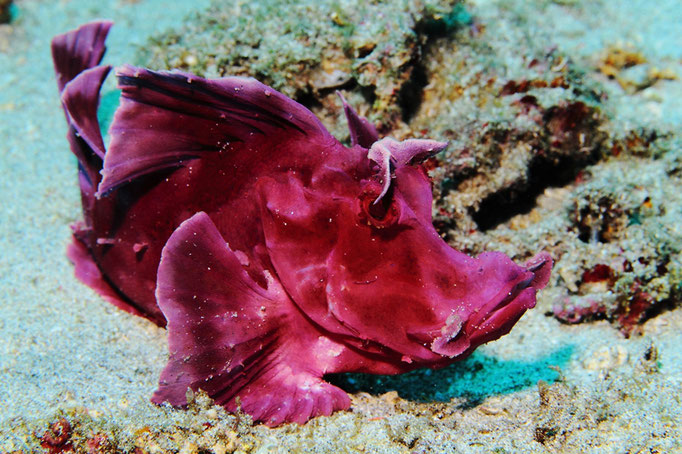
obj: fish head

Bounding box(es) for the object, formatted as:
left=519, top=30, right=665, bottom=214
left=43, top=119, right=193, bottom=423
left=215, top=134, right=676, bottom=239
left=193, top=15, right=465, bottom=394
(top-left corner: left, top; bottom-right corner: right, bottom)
left=261, top=137, right=553, bottom=370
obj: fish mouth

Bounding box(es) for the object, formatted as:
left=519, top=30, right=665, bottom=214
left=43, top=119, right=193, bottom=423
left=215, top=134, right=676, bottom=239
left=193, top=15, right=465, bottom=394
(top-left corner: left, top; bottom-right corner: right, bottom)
left=523, top=251, right=553, bottom=290
left=467, top=252, right=552, bottom=339
left=431, top=252, right=552, bottom=358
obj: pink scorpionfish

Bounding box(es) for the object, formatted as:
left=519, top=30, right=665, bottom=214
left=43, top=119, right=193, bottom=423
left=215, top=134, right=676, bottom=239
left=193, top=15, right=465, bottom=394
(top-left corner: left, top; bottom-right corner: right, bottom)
left=52, top=21, right=552, bottom=426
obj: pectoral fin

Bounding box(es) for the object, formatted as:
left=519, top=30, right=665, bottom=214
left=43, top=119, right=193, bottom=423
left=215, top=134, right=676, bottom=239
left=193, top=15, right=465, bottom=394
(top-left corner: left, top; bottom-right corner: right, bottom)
left=152, top=212, right=349, bottom=425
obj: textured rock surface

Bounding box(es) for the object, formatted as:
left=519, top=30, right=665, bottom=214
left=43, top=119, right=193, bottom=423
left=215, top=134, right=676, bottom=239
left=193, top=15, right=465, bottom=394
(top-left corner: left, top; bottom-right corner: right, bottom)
left=139, top=0, right=469, bottom=136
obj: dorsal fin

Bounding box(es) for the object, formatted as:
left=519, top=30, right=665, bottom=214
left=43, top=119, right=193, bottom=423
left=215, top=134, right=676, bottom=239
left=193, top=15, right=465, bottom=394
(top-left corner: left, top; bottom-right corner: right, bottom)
left=51, top=21, right=113, bottom=223
left=337, top=92, right=378, bottom=148
left=97, top=66, right=336, bottom=196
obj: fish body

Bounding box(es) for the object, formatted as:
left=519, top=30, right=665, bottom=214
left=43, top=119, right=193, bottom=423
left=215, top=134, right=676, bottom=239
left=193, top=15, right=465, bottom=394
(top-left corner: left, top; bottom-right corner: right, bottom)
left=52, top=21, right=552, bottom=426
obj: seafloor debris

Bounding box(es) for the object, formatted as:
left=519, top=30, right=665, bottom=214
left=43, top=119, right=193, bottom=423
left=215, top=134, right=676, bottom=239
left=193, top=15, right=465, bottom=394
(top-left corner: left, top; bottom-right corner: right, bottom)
left=598, top=44, right=646, bottom=80
left=38, top=418, right=72, bottom=453
left=597, top=44, right=677, bottom=93
left=14, top=393, right=257, bottom=453
left=549, top=152, right=681, bottom=336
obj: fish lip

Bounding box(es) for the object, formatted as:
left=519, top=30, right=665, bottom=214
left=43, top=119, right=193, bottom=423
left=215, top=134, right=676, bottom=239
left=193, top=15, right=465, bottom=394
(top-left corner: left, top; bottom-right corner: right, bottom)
left=429, top=278, right=533, bottom=359
left=429, top=254, right=552, bottom=359
left=477, top=274, right=534, bottom=326
left=523, top=251, right=553, bottom=289
left=484, top=252, right=553, bottom=320
left=462, top=254, right=553, bottom=335
left=465, top=266, right=534, bottom=330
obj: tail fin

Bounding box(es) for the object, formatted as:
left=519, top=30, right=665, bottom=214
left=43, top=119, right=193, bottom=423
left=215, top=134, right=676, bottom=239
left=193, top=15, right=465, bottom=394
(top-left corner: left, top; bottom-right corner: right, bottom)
left=53, top=22, right=144, bottom=320
left=51, top=21, right=112, bottom=207
left=52, top=20, right=112, bottom=93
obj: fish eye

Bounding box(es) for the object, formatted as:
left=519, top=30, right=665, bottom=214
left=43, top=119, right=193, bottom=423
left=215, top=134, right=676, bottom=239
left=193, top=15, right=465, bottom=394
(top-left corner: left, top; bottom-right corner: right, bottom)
left=358, top=182, right=400, bottom=228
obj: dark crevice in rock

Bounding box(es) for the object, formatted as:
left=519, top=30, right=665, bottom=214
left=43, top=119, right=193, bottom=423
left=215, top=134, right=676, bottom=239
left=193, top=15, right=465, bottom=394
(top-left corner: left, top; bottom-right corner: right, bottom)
left=0, top=0, right=12, bottom=24
left=359, top=83, right=378, bottom=108
left=398, top=62, right=428, bottom=123
left=472, top=151, right=600, bottom=231
left=294, top=88, right=324, bottom=111
left=399, top=4, right=473, bottom=124
left=311, top=77, right=358, bottom=100
left=469, top=101, right=605, bottom=231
